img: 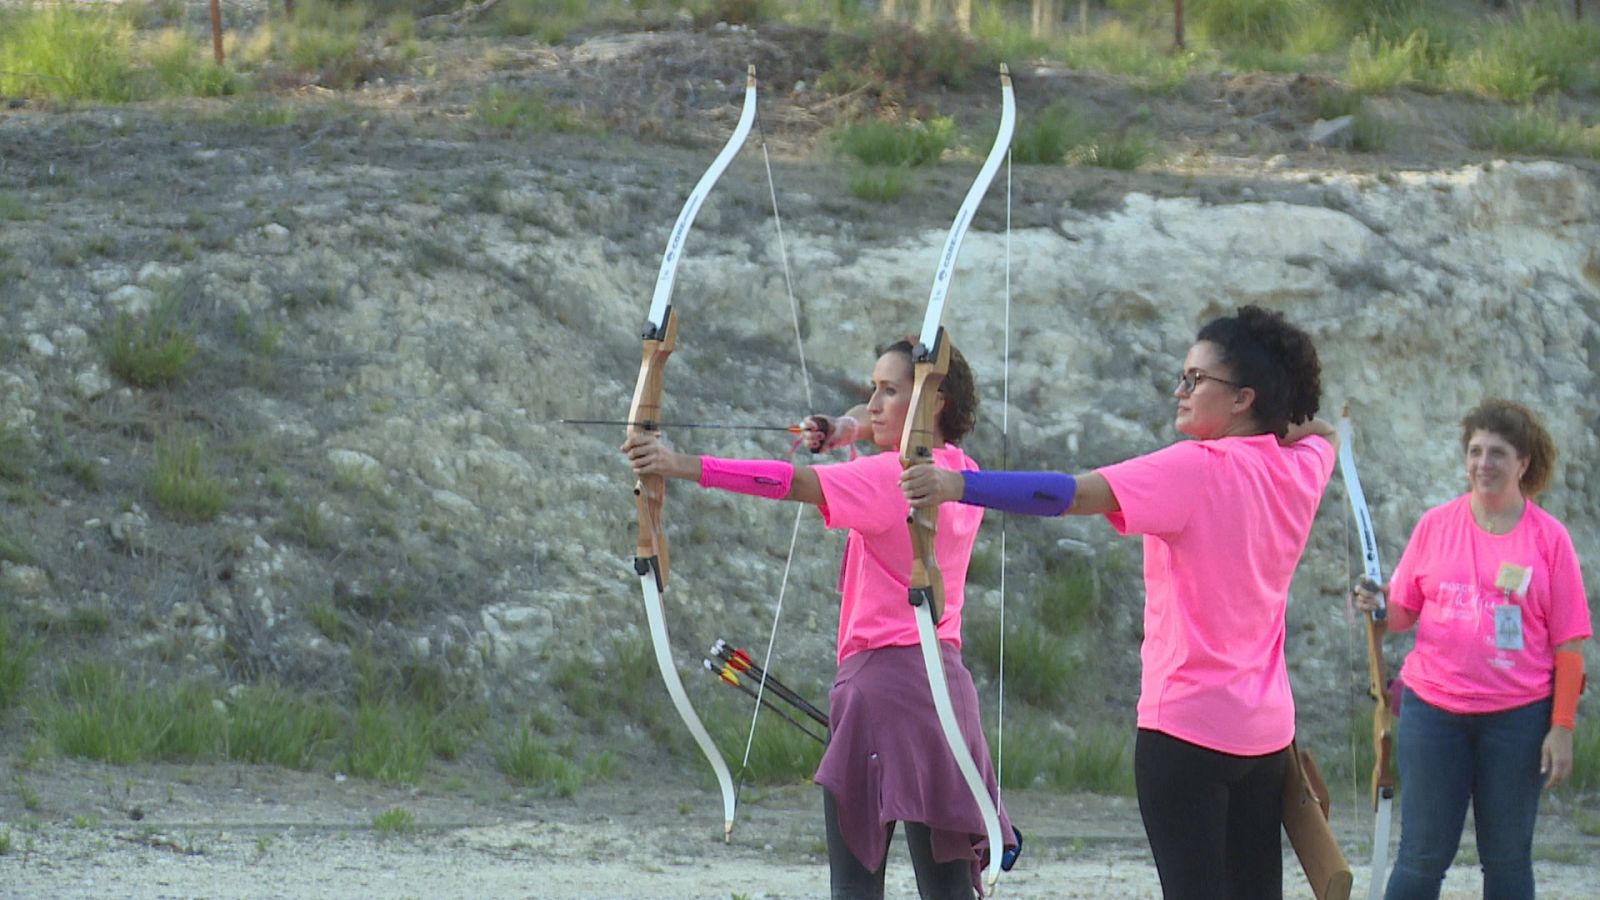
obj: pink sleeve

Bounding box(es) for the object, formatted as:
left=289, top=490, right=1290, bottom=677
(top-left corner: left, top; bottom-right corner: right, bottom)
left=1388, top=510, right=1436, bottom=617
left=1543, top=520, right=1593, bottom=644
left=812, top=453, right=904, bottom=535
left=1098, top=441, right=1207, bottom=537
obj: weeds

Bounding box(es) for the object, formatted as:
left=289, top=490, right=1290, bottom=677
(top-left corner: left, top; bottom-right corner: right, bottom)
left=0, top=527, right=37, bottom=566
left=999, top=717, right=1134, bottom=794
left=0, top=193, right=32, bottom=221
left=495, top=724, right=589, bottom=796
left=220, top=685, right=341, bottom=769
left=149, top=430, right=228, bottom=522
left=834, top=117, right=953, bottom=167
left=0, top=615, right=39, bottom=713
left=1469, top=103, right=1599, bottom=159
left=1011, top=102, right=1096, bottom=165
left=0, top=426, right=35, bottom=484
left=473, top=86, right=595, bottom=134
left=847, top=166, right=910, bottom=202
left=103, top=288, right=199, bottom=387
left=371, top=807, right=416, bottom=836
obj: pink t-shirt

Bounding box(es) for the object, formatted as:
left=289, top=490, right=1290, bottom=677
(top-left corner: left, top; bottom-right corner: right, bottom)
left=1390, top=494, right=1592, bottom=715
left=813, top=446, right=984, bottom=664
left=1099, top=434, right=1335, bottom=756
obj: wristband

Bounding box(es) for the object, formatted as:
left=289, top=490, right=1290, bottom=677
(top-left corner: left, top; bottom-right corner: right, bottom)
left=1552, top=649, right=1585, bottom=730
left=698, top=456, right=794, bottom=500
left=960, top=470, right=1076, bottom=517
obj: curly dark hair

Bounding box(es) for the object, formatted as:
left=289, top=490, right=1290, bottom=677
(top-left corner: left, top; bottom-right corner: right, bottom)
left=1195, top=305, right=1322, bottom=438
left=1460, top=399, right=1558, bottom=499
left=878, top=337, right=979, bottom=444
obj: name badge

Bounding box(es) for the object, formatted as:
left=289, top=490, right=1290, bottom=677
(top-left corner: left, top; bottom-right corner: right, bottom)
left=1494, top=604, right=1524, bottom=651
left=1494, top=563, right=1531, bottom=597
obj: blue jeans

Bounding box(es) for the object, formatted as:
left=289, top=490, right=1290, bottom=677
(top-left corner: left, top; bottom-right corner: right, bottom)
left=1385, top=686, right=1550, bottom=900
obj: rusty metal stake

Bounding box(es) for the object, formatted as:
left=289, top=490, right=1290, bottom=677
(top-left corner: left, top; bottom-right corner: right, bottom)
left=209, top=0, right=224, bottom=65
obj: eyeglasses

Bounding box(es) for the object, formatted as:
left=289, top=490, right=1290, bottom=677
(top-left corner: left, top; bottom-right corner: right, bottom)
left=1176, top=370, right=1243, bottom=394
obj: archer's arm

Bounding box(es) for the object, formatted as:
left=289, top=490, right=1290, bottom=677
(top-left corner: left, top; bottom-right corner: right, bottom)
left=901, top=467, right=1120, bottom=517
left=1282, top=416, right=1338, bottom=449
left=623, top=432, right=824, bottom=506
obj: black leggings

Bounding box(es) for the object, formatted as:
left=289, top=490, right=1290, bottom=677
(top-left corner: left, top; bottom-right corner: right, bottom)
left=823, top=789, right=974, bottom=900
left=1134, top=729, right=1288, bottom=900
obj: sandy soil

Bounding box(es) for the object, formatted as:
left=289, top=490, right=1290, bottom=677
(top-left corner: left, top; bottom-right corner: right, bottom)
left=1, top=759, right=1595, bottom=899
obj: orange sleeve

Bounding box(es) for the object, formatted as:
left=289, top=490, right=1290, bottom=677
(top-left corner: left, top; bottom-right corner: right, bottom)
left=1552, top=649, right=1585, bottom=730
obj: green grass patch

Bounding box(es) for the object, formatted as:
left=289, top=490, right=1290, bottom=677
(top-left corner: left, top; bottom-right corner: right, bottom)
left=0, top=5, right=137, bottom=102
left=495, top=720, right=620, bottom=796
left=827, top=22, right=986, bottom=90
left=1345, top=29, right=1439, bottom=93
left=966, top=617, right=1081, bottom=709
left=0, top=615, right=40, bottom=713
left=371, top=806, right=416, bottom=836
left=42, top=663, right=225, bottom=764
left=305, top=600, right=348, bottom=642
left=0, top=193, right=33, bottom=221
left=1012, top=102, right=1097, bottom=165
left=103, top=289, right=199, bottom=388
left=0, top=5, right=240, bottom=102
left=239, top=0, right=390, bottom=90
left=66, top=604, right=111, bottom=637
left=834, top=117, right=953, bottom=167
left=473, top=86, right=596, bottom=134
left=220, top=684, right=342, bottom=769
left=1080, top=130, right=1158, bottom=170
left=0, top=425, right=35, bottom=484
left=999, top=717, right=1134, bottom=794
left=1468, top=103, right=1600, bottom=159
left=1451, top=9, right=1600, bottom=100
left=486, top=0, right=592, bottom=42
left=1035, top=557, right=1098, bottom=635
left=0, top=527, right=35, bottom=566
left=847, top=165, right=911, bottom=202
left=148, top=429, right=228, bottom=522
left=1559, top=716, right=1600, bottom=796
left=705, top=696, right=825, bottom=785
left=1192, top=0, right=1309, bottom=51
left=1062, top=22, right=1196, bottom=91
left=342, top=649, right=481, bottom=784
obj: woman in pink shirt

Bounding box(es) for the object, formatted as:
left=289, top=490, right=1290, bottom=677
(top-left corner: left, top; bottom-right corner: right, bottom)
left=1354, top=400, right=1590, bottom=899
left=903, top=305, right=1335, bottom=900
left=623, top=338, right=1016, bottom=900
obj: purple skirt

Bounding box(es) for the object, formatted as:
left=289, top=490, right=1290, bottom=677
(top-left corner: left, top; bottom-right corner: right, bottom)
left=814, top=643, right=1016, bottom=893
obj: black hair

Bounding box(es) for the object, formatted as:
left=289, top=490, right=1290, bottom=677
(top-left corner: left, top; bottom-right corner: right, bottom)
left=1195, top=305, right=1321, bottom=438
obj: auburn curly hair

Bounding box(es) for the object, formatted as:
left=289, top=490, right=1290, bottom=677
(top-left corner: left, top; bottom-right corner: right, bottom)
left=1460, top=399, right=1558, bottom=498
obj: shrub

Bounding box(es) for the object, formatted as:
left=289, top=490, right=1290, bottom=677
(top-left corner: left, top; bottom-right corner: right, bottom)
left=834, top=117, right=954, bottom=167
left=104, top=289, right=199, bottom=387
left=149, top=430, right=228, bottom=522
left=847, top=165, right=911, bottom=202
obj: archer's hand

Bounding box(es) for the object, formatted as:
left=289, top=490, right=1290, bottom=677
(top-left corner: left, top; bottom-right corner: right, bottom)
left=901, top=464, right=963, bottom=510
left=1542, top=725, right=1574, bottom=790
left=1351, top=576, right=1386, bottom=614
left=621, top=432, right=700, bottom=481
left=799, top=415, right=858, bottom=454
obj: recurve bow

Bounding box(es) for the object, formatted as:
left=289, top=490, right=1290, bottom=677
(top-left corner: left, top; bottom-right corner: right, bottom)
left=900, top=63, right=1015, bottom=895
left=1336, top=405, right=1396, bottom=899
left=628, top=66, right=758, bottom=843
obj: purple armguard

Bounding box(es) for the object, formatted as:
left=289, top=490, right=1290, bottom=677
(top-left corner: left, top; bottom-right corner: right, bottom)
left=960, top=470, right=1076, bottom=517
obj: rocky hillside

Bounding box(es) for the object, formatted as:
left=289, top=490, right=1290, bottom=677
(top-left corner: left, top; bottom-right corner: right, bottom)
left=2, top=18, right=1597, bottom=766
